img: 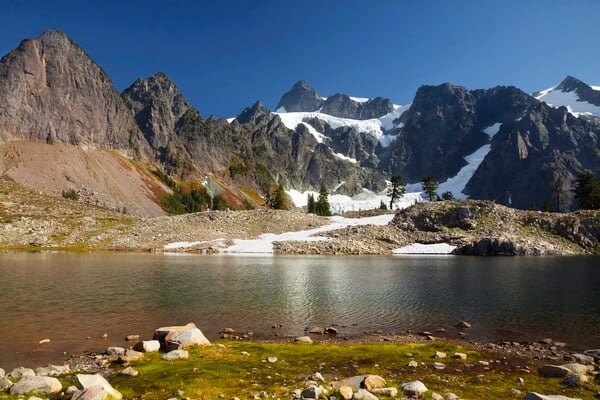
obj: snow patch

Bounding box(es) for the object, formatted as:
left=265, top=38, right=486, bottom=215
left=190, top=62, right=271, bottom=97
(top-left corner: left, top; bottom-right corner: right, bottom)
left=483, top=122, right=502, bottom=137
left=226, top=117, right=235, bottom=123
left=333, top=153, right=358, bottom=163
left=437, top=144, right=491, bottom=199
left=535, top=88, right=600, bottom=117
left=276, top=106, right=286, bottom=113
left=225, top=214, right=395, bottom=254
left=349, top=96, right=370, bottom=103
left=592, top=86, right=600, bottom=91
left=164, top=239, right=225, bottom=251
left=393, top=243, right=456, bottom=255
left=286, top=188, right=423, bottom=214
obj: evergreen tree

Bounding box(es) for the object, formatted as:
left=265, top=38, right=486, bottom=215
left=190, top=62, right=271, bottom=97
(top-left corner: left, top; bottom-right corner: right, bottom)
left=307, top=193, right=316, bottom=213
left=441, top=191, right=455, bottom=201
left=315, top=186, right=332, bottom=216
left=574, top=171, right=600, bottom=210
left=387, top=175, right=406, bottom=210
left=379, top=200, right=388, bottom=210
left=541, top=200, right=553, bottom=212
left=271, top=184, right=288, bottom=210
left=421, top=176, right=438, bottom=201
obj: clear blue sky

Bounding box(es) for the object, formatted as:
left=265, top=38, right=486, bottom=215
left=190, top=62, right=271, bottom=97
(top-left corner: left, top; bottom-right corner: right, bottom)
left=1, top=0, right=598, bottom=117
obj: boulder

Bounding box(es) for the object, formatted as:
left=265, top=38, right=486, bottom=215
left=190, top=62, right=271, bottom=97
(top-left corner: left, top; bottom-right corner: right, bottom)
left=571, top=353, right=594, bottom=365
left=120, top=367, right=139, bottom=377
left=295, top=336, right=313, bottom=343
left=35, top=364, right=70, bottom=376
left=433, top=362, right=446, bottom=370
left=564, top=373, right=588, bottom=387
left=452, top=352, right=467, bottom=360
left=125, top=334, right=140, bottom=341
left=407, top=360, right=418, bottom=368
left=371, top=387, right=397, bottom=397
left=442, top=393, right=460, bottom=400
left=401, top=381, right=428, bottom=397
left=119, top=349, right=144, bottom=363
left=523, top=393, right=582, bottom=400
left=584, top=349, right=600, bottom=360
left=538, top=363, right=591, bottom=378
left=9, top=367, right=35, bottom=379
left=106, top=347, right=125, bottom=356
left=434, top=351, right=447, bottom=359
left=353, top=389, right=378, bottom=400
left=0, top=368, right=3, bottom=378
left=363, top=375, right=386, bottom=391
left=0, top=377, right=13, bottom=390
left=134, top=340, right=161, bottom=353
left=75, top=374, right=122, bottom=400
left=163, top=350, right=189, bottom=361
left=309, top=327, right=325, bottom=334
left=154, top=323, right=210, bottom=349
left=10, top=376, right=62, bottom=395
left=339, top=385, right=353, bottom=400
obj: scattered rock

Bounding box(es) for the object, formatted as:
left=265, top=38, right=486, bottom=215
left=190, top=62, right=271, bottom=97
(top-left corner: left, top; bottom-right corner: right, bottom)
left=27, top=396, right=44, bottom=400
left=106, top=347, right=125, bottom=356
left=538, top=363, right=591, bottom=378
left=120, top=367, right=139, bottom=377
left=295, top=336, right=313, bottom=343
left=511, top=388, right=522, bottom=396
left=571, top=353, right=594, bottom=365
left=9, top=367, right=35, bottom=379
left=223, top=328, right=235, bottom=334
left=442, top=393, right=460, bottom=400
left=353, top=388, right=378, bottom=400
left=309, top=327, right=325, bottom=334
left=564, top=373, right=588, bottom=387
left=458, top=321, right=472, bottom=329
left=118, top=349, right=144, bottom=363
left=300, top=387, right=316, bottom=399
left=312, top=372, right=325, bottom=382
left=363, top=375, right=386, bottom=391
left=431, top=393, right=443, bottom=400
left=0, top=377, right=13, bottom=390
left=267, top=357, right=278, bottom=363
left=0, top=368, right=3, bottom=378
left=434, top=351, right=447, bottom=359
left=371, top=387, right=398, bottom=397
left=66, top=385, right=78, bottom=395
left=401, top=380, right=428, bottom=397
left=125, top=334, right=140, bottom=341
left=433, top=362, right=446, bottom=370
left=540, top=338, right=553, bottom=345
left=339, top=385, right=353, bottom=400
left=325, top=327, right=339, bottom=335
left=35, top=364, right=70, bottom=376
left=38, top=338, right=51, bottom=345
left=407, top=360, right=418, bottom=368
left=452, top=352, right=467, bottom=360
left=10, top=376, right=62, bottom=395
left=75, top=374, right=122, bottom=400
left=100, top=333, right=108, bottom=339
left=134, top=340, right=161, bottom=353
left=163, top=350, right=189, bottom=361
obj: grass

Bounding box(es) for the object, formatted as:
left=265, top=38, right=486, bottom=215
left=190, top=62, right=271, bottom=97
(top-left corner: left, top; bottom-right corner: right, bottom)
left=104, top=341, right=598, bottom=400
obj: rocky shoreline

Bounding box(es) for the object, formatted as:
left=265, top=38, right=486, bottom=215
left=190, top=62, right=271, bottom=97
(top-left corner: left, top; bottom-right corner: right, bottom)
left=1, top=321, right=599, bottom=400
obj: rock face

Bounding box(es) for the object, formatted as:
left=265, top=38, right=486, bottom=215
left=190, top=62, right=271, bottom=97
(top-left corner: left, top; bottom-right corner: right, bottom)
left=320, top=94, right=394, bottom=120
left=276, top=80, right=324, bottom=112
left=0, top=30, right=146, bottom=154
left=10, top=375, right=62, bottom=395
left=466, top=101, right=600, bottom=210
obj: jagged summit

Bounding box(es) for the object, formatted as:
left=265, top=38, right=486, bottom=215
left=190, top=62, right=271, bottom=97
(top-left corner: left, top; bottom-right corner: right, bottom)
left=236, top=100, right=272, bottom=124
left=0, top=29, right=145, bottom=152
left=534, top=75, right=600, bottom=116
left=276, top=80, right=324, bottom=113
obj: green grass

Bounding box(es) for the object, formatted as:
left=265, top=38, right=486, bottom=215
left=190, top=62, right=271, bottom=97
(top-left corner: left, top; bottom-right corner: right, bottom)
left=105, top=341, right=598, bottom=400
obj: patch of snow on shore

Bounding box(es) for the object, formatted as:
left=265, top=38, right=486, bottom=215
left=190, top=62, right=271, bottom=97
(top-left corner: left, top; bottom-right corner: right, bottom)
left=164, top=239, right=225, bottom=251
left=393, top=243, right=456, bottom=255
left=225, top=214, right=396, bottom=254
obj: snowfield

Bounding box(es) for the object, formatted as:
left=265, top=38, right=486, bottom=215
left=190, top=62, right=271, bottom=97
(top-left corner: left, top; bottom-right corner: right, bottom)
left=535, top=86, right=600, bottom=117
left=224, top=213, right=395, bottom=254
left=286, top=188, right=423, bottom=215
left=393, top=243, right=456, bottom=255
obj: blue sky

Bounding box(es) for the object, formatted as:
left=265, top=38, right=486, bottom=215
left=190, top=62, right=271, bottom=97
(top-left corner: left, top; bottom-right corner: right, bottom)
left=1, top=0, right=599, bottom=117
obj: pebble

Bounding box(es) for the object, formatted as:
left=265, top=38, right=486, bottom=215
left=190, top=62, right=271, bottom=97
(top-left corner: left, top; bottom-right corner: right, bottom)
left=120, top=367, right=139, bottom=377
left=267, top=357, right=278, bottom=363
left=433, top=362, right=446, bottom=370
left=38, top=338, right=51, bottom=345
left=434, top=351, right=447, bottom=359
left=452, top=352, right=467, bottom=360
left=125, top=334, right=140, bottom=341
left=407, top=360, right=418, bottom=368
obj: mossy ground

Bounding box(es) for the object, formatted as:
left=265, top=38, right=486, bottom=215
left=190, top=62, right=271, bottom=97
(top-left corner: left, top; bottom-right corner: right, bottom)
left=103, top=341, right=597, bottom=400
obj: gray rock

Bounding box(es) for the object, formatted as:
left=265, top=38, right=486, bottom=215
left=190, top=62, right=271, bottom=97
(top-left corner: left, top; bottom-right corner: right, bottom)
left=267, top=357, right=277, bottom=363
left=120, top=367, right=139, bottom=377
left=431, top=393, right=443, bottom=400
left=339, top=385, right=353, bottom=400
left=10, top=376, right=62, bottom=395
left=0, top=368, right=3, bottom=378
left=434, top=351, right=447, bottom=359
left=371, top=387, right=397, bottom=397
left=538, top=363, right=591, bottom=378
left=75, top=374, right=122, bottom=400
left=28, top=396, right=44, bottom=400
left=564, top=373, right=588, bottom=387
left=571, top=353, right=594, bottom=365
left=584, top=349, right=600, bottom=360
left=511, top=388, right=522, bottom=396
left=154, top=322, right=210, bottom=349
left=276, top=81, right=325, bottom=113
left=163, top=350, right=189, bottom=361
left=363, top=375, right=386, bottom=391
left=300, top=387, right=317, bottom=399
left=35, top=364, right=70, bottom=377
left=119, top=349, right=144, bottom=363
left=0, top=377, right=13, bottom=390
left=443, top=393, right=460, bottom=400
left=312, top=372, right=325, bottom=382
left=309, top=327, right=325, bottom=334
left=433, top=362, right=446, bottom=370
left=65, top=385, right=78, bottom=395
left=353, top=388, right=378, bottom=400
left=331, top=375, right=384, bottom=392
left=134, top=340, right=161, bottom=353
left=106, top=347, right=125, bottom=356
left=9, top=367, right=35, bottom=379
left=295, top=336, right=313, bottom=343
left=401, top=380, right=428, bottom=397
left=407, top=360, right=418, bottom=368
left=452, top=352, right=467, bottom=360
left=523, top=393, right=582, bottom=400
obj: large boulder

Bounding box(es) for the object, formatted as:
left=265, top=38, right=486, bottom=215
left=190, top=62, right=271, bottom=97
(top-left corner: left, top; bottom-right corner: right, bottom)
left=73, top=374, right=122, bottom=400
left=163, top=349, right=189, bottom=361
left=154, top=322, right=210, bottom=350
left=401, top=380, right=428, bottom=397
left=0, top=377, right=13, bottom=390
left=134, top=340, right=161, bottom=353
left=9, top=367, right=35, bottom=379
left=10, top=376, right=62, bottom=395
left=538, top=363, right=592, bottom=378
left=35, top=364, right=70, bottom=377
left=331, top=375, right=386, bottom=392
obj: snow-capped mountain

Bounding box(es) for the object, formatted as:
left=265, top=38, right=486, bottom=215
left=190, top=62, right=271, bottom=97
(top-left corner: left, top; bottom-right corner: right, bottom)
left=534, top=76, right=600, bottom=117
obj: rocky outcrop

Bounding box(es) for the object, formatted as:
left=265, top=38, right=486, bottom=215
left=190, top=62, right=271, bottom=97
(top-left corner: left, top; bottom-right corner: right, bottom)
left=465, top=102, right=600, bottom=210
left=0, top=30, right=147, bottom=155
left=276, top=80, right=324, bottom=112
left=321, top=94, right=394, bottom=120
left=534, top=75, right=600, bottom=108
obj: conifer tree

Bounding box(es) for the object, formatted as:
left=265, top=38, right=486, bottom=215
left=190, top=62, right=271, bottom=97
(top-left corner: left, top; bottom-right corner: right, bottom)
left=315, top=186, right=332, bottom=216
left=421, top=176, right=438, bottom=201
left=574, top=172, right=600, bottom=210
left=387, top=175, right=406, bottom=210
left=307, top=193, right=316, bottom=213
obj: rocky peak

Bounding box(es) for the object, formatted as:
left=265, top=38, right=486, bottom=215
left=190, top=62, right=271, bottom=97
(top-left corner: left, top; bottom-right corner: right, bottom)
left=122, top=72, right=192, bottom=150
left=0, top=30, right=146, bottom=154
left=555, top=75, right=589, bottom=93
left=276, top=80, right=324, bottom=112
left=236, top=101, right=273, bottom=124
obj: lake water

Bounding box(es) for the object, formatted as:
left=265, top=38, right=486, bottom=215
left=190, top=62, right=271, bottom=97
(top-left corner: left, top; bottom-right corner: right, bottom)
left=0, top=252, right=599, bottom=369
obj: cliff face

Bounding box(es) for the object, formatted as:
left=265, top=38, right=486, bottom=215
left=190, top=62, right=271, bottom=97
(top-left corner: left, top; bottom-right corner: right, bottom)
left=0, top=30, right=147, bottom=155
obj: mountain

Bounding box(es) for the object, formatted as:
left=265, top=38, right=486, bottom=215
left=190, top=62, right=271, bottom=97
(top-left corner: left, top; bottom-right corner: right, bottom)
left=0, top=30, right=147, bottom=154
left=534, top=75, right=600, bottom=117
